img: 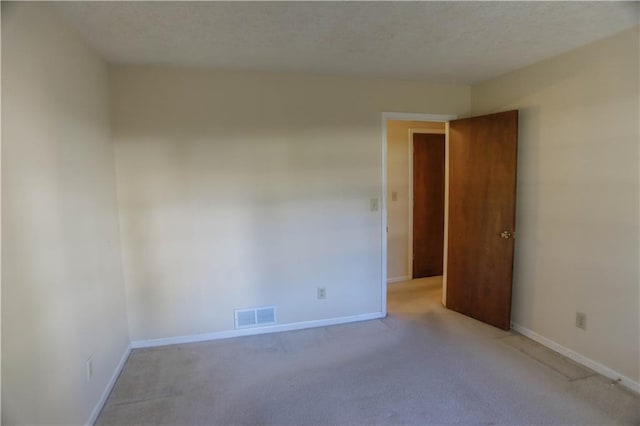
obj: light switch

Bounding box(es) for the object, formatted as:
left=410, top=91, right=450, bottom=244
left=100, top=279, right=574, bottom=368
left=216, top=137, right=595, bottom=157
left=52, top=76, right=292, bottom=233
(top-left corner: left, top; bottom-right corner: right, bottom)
left=370, top=198, right=379, bottom=212
left=391, top=191, right=398, bottom=202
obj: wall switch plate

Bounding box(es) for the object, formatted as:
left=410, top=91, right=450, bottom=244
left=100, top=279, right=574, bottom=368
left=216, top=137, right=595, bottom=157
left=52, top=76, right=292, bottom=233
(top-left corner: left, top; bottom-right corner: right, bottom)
left=370, top=198, right=379, bottom=212
left=317, top=287, right=326, bottom=300
left=576, top=312, right=587, bottom=330
left=86, top=356, right=94, bottom=382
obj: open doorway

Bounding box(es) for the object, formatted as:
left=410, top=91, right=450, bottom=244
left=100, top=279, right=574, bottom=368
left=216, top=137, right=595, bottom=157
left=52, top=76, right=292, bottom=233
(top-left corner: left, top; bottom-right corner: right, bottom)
left=382, top=111, right=519, bottom=331
left=382, top=114, right=454, bottom=315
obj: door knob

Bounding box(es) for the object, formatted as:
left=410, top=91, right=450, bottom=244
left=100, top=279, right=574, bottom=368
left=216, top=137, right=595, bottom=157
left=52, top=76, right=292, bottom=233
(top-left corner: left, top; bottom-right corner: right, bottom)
left=500, top=231, right=513, bottom=239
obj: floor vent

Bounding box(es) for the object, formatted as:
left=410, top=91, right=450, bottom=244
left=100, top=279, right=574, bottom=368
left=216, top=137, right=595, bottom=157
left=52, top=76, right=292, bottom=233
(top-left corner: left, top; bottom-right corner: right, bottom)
left=234, top=306, right=277, bottom=329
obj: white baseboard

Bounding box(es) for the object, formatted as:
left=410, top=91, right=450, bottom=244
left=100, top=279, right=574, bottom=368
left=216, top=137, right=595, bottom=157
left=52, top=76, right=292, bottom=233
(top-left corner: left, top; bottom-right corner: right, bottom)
left=87, top=344, right=132, bottom=426
left=132, top=312, right=387, bottom=349
left=387, top=276, right=410, bottom=283
left=511, top=322, right=639, bottom=394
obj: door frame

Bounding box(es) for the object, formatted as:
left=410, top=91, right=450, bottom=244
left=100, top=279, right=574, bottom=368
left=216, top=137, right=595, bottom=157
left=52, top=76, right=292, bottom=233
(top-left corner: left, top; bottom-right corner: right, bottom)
left=408, top=128, right=447, bottom=281
left=381, top=112, right=457, bottom=315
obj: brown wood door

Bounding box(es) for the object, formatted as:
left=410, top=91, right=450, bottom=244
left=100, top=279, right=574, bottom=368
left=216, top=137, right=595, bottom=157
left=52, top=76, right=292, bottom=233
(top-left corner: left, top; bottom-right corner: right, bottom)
left=413, top=133, right=445, bottom=278
left=446, top=110, right=518, bottom=330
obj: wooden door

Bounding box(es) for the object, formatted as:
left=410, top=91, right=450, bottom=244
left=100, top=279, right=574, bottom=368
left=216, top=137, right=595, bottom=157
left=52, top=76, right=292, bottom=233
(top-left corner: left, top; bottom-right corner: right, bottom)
left=446, top=110, right=518, bottom=330
left=412, top=133, right=445, bottom=278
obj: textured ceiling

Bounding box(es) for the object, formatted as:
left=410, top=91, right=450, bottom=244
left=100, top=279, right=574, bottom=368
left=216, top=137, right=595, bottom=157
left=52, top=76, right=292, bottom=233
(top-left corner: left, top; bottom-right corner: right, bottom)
left=56, top=1, right=638, bottom=84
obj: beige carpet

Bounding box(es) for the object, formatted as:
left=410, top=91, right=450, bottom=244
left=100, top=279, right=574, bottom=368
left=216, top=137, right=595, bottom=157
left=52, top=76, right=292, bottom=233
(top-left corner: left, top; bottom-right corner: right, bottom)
left=97, top=277, right=639, bottom=425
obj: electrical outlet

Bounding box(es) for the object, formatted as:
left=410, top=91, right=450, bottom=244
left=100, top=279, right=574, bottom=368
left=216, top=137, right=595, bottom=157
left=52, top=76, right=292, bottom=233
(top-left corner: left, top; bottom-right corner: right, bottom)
left=86, top=356, right=94, bottom=382
left=317, top=287, right=326, bottom=300
left=575, top=312, right=587, bottom=330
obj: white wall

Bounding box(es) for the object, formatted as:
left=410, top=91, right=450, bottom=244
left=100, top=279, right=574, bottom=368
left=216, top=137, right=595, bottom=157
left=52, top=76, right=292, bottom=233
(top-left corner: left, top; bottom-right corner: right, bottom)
left=471, top=27, right=639, bottom=384
left=386, top=120, right=446, bottom=281
left=111, top=66, right=470, bottom=341
left=1, top=3, right=130, bottom=424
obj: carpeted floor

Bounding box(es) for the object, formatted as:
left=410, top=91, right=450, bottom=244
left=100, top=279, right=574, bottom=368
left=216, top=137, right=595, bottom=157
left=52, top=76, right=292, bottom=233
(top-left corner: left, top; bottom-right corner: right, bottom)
left=97, top=277, right=640, bottom=425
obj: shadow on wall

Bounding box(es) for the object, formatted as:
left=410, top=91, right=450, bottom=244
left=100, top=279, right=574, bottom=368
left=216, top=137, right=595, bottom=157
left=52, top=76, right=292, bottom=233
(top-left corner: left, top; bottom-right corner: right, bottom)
left=510, top=106, right=541, bottom=327
left=118, top=126, right=384, bottom=340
